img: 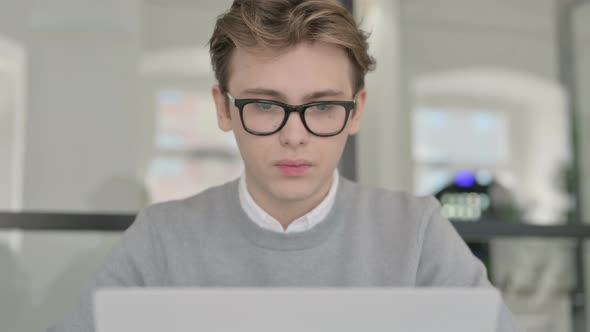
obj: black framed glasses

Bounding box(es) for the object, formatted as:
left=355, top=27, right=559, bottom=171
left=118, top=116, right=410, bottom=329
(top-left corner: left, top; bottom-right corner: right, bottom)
left=226, top=93, right=356, bottom=137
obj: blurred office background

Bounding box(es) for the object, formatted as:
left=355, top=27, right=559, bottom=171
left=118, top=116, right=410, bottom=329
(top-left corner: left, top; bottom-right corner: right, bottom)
left=0, top=0, right=588, bottom=331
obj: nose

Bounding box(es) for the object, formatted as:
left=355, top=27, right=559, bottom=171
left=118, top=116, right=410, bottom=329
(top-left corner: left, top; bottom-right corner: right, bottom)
left=278, top=111, right=310, bottom=147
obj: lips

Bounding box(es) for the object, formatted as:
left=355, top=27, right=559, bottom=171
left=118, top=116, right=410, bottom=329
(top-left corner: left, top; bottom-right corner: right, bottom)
left=274, top=159, right=313, bottom=176
left=275, top=159, right=313, bottom=167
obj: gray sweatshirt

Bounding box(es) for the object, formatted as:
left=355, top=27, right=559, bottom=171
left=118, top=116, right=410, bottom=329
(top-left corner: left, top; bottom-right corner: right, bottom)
left=49, top=177, right=523, bottom=331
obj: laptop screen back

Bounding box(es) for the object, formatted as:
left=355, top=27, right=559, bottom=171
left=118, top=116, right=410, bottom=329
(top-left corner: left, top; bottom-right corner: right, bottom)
left=95, top=288, right=500, bottom=332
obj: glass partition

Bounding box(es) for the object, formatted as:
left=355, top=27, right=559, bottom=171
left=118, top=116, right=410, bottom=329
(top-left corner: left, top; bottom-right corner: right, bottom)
left=0, top=0, right=241, bottom=215
left=1, top=0, right=589, bottom=332
left=0, top=230, right=121, bottom=332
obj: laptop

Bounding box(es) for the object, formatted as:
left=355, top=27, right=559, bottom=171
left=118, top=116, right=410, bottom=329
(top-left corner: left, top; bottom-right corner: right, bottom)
left=95, top=288, right=501, bottom=332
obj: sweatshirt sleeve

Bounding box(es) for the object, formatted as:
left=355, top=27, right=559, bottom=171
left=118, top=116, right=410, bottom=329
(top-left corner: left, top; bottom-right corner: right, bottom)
left=415, top=197, right=526, bottom=332
left=46, top=209, right=161, bottom=332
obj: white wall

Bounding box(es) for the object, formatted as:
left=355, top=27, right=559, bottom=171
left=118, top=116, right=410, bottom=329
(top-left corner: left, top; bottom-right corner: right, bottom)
left=574, top=2, right=590, bottom=223
left=574, top=3, right=590, bottom=331
left=355, top=0, right=560, bottom=193
left=0, top=12, right=27, bottom=212
left=355, top=0, right=409, bottom=191
left=0, top=0, right=240, bottom=213
left=0, top=40, right=19, bottom=210
left=18, top=0, right=142, bottom=213
left=137, top=0, right=234, bottom=182
left=0, top=0, right=144, bottom=213
left=400, top=0, right=557, bottom=79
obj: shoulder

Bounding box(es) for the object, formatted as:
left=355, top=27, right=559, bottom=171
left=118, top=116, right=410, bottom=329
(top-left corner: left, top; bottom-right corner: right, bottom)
left=137, top=179, right=238, bottom=232
left=338, top=179, right=449, bottom=275
left=339, top=177, right=440, bottom=225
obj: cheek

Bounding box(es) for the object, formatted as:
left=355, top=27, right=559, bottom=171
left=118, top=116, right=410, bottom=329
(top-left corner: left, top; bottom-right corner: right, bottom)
left=233, top=131, right=272, bottom=165
left=317, top=136, right=349, bottom=164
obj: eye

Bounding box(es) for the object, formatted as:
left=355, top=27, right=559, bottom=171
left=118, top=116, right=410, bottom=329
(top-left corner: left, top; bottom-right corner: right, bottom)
left=310, top=104, right=335, bottom=111
left=254, top=102, right=277, bottom=111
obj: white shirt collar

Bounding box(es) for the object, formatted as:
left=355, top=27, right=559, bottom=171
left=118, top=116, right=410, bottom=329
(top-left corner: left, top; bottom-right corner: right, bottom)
left=238, top=170, right=339, bottom=233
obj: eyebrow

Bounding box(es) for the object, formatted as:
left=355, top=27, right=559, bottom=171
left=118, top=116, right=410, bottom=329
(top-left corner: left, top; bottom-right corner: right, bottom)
left=240, top=88, right=345, bottom=103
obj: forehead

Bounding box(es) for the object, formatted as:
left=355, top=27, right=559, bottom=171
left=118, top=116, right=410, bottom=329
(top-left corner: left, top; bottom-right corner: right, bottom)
left=227, top=42, right=354, bottom=100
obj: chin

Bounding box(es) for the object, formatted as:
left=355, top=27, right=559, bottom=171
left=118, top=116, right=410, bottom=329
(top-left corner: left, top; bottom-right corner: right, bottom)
left=269, top=181, right=316, bottom=202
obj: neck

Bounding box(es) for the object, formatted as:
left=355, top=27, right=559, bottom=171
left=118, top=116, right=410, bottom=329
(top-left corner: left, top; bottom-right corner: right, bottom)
left=245, top=174, right=334, bottom=230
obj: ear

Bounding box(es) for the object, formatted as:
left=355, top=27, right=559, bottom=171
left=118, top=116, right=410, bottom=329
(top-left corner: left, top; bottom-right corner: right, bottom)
left=347, top=88, right=367, bottom=135
left=212, top=84, right=233, bottom=132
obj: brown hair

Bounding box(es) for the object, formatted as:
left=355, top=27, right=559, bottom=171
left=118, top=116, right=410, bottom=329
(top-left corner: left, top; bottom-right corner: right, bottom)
left=209, top=0, right=375, bottom=94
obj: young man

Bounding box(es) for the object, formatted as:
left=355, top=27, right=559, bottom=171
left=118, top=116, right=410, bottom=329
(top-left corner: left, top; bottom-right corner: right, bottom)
left=50, top=0, right=523, bottom=331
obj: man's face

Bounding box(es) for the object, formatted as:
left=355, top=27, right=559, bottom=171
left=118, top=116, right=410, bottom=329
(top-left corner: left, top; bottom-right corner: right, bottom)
left=212, top=41, right=367, bottom=209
